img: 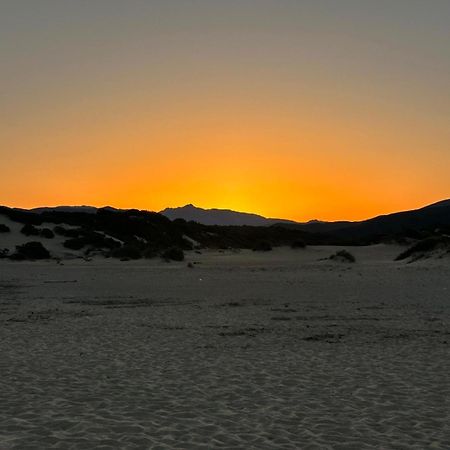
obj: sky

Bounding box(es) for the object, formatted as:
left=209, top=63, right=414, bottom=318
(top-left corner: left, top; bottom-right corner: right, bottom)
left=1, top=0, right=449, bottom=221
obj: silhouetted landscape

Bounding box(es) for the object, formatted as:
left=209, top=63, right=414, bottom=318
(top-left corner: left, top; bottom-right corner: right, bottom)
left=1, top=199, right=449, bottom=262
left=2, top=0, right=450, bottom=448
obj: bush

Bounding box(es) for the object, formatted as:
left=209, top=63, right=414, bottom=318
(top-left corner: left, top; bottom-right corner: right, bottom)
left=0, top=224, right=10, bottom=233
left=162, top=247, right=184, bottom=261
left=0, top=248, right=9, bottom=258
left=63, top=232, right=120, bottom=251
left=291, top=239, right=306, bottom=249
left=143, top=248, right=157, bottom=259
left=253, top=241, right=272, bottom=252
left=40, top=228, right=55, bottom=239
left=330, top=249, right=355, bottom=263
left=63, top=238, right=85, bottom=250
left=12, top=242, right=51, bottom=260
left=21, top=224, right=40, bottom=236
left=54, top=226, right=81, bottom=238
left=111, top=245, right=142, bottom=260
left=395, top=236, right=450, bottom=261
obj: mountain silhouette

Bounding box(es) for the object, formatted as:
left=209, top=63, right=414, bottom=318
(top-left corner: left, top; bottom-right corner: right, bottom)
left=279, top=199, right=450, bottom=241
left=160, top=204, right=296, bottom=226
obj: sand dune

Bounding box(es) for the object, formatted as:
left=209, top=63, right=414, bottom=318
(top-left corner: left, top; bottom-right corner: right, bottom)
left=1, top=246, right=449, bottom=449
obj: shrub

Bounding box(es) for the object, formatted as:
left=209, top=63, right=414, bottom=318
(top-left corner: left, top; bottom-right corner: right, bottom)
left=291, top=239, right=306, bottom=249
left=12, top=242, right=50, bottom=260
left=21, top=224, right=40, bottom=236
left=111, top=245, right=142, bottom=260
left=395, top=236, right=450, bottom=261
left=63, top=238, right=85, bottom=250
left=0, top=248, right=9, bottom=258
left=54, top=226, right=81, bottom=238
left=0, top=224, right=10, bottom=233
left=143, top=248, right=157, bottom=259
left=63, top=232, right=120, bottom=251
left=40, top=228, right=55, bottom=239
left=330, top=249, right=355, bottom=263
left=162, top=247, right=184, bottom=261
left=253, top=241, right=272, bottom=252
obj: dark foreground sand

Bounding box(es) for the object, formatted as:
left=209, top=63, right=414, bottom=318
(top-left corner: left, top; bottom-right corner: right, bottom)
left=1, top=245, right=449, bottom=449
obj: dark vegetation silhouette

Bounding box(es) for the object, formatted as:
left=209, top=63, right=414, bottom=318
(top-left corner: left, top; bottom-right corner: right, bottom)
left=291, top=239, right=306, bottom=249
left=0, top=224, right=10, bottom=233
left=63, top=231, right=119, bottom=252
left=111, top=245, right=142, bottom=260
left=395, top=235, right=450, bottom=261
left=329, top=249, right=356, bottom=263
left=0, top=201, right=449, bottom=260
left=253, top=241, right=272, bottom=252
left=21, top=224, right=40, bottom=236
left=11, top=242, right=51, bottom=260
left=162, top=247, right=185, bottom=261
left=40, top=228, right=55, bottom=239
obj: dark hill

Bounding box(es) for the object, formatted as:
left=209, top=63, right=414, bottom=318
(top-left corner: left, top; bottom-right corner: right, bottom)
left=160, top=204, right=296, bottom=226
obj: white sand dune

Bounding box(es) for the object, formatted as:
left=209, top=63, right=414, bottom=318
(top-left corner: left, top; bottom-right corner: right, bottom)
left=1, top=246, right=449, bottom=449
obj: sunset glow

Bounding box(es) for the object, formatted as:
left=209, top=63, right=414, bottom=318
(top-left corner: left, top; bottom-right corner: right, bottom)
left=1, top=1, right=449, bottom=221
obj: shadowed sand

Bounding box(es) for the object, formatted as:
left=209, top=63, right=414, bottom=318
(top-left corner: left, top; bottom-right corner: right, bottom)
left=1, top=245, right=449, bottom=449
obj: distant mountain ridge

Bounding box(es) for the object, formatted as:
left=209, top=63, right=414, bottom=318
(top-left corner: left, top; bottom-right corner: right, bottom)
left=9, top=199, right=450, bottom=239
left=160, top=204, right=297, bottom=226
left=159, top=200, right=450, bottom=240
left=29, top=206, right=101, bottom=214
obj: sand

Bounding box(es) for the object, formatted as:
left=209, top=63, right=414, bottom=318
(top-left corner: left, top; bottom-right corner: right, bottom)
left=1, top=245, right=449, bottom=449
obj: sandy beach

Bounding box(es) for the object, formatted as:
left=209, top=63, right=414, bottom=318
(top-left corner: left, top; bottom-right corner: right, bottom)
left=1, top=245, right=449, bottom=449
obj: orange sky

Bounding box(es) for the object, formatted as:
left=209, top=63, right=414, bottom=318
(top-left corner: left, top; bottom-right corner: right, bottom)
left=1, top=1, right=449, bottom=221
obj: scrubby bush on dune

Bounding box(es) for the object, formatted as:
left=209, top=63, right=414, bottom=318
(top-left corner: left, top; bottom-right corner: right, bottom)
left=63, top=238, right=85, bottom=250
left=291, top=239, right=306, bottom=249
left=21, top=224, right=40, bottom=236
left=111, top=245, right=142, bottom=260
left=0, top=224, right=10, bottom=233
left=252, top=241, right=272, bottom=252
left=40, top=228, right=55, bottom=239
left=53, top=226, right=82, bottom=238
left=63, top=232, right=120, bottom=252
left=11, top=242, right=51, bottom=260
left=143, top=248, right=157, bottom=259
left=161, top=246, right=184, bottom=262
left=329, top=249, right=356, bottom=263
left=395, top=235, right=450, bottom=261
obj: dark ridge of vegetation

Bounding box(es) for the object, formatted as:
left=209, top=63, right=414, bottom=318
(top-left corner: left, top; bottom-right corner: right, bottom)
left=63, top=232, right=120, bottom=251
left=1, top=203, right=449, bottom=257
left=291, top=239, right=306, bottom=249
left=329, top=249, right=356, bottom=263
left=40, top=228, right=55, bottom=239
left=0, top=248, right=9, bottom=258
left=0, top=207, right=43, bottom=225
left=253, top=241, right=273, bottom=252
left=395, top=236, right=450, bottom=261
left=174, top=221, right=318, bottom=249
left=11, top=242, right=51, bottom=260
left=111, top=245, right=142, bottom=260
left=0, top=224, right=10, bottom=233
left=21, top=223, right=40, bottom=236
left=162, top=247, right=184, bottom=262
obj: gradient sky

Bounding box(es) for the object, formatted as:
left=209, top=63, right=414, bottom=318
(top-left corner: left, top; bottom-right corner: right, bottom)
left=1, top=0, right=449, bottom=221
